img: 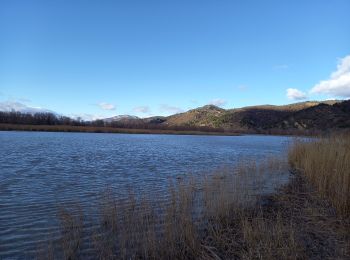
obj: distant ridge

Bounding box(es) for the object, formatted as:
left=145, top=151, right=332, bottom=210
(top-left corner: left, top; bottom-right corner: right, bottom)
left=150, top=100, right=348, bottom=130
left=1, top=99, right=349, bottom=132
left=235, top=100, right=341, bottom=112
left=92, top=99, right=349, bottom=131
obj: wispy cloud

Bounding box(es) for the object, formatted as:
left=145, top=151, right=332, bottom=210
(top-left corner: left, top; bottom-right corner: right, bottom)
left=159, top=104, right=184, bottom=114
left=286, top=88, right=308, bottom=100
left=97, top=102, right=116, bottom=111
left=208, top=98, right=227, bottom=107
left=310, top=55, right=350, bottom=98
left=133, top=106, right=150, bottom=114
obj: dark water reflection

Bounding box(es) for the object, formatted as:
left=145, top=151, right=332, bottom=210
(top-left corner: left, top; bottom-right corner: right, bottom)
left=0, top=131, right=292, bottom=258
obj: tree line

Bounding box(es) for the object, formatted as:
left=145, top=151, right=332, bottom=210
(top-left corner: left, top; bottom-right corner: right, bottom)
left=0, top=111, right=85, bottom=126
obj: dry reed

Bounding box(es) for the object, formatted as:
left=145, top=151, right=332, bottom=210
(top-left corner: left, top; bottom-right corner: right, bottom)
left=37, top=147, right=350, bottom=259
left=288, top=134, right=350, bottom=217
left=39, top=158, right=296, bottom=259
left=34, top=149, right=350, bottom=260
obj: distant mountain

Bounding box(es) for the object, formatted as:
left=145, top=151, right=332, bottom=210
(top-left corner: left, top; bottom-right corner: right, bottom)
left=232, top=100, right=340, bottom=112
left=0, top=101, right=54, bottom=114
left=157, top=100, right=349, bottom=131
left=102, top=115, right=140, bottom=123
left=96, top=100, right=350, bottom=131
left=3, top=99, right=348, bottom=132
left=276, top=100, right=350, bottom=130
left=216, top=100, right=345, bottom=130
left=165, top=105, right=226, bottom=127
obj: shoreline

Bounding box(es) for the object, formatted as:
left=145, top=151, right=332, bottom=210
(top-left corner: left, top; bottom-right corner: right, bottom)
left=240, top=171, right=350, bottom=259
left=0, top=123, right=240, bottom=136
left=0, top=123, right=320, bottom=137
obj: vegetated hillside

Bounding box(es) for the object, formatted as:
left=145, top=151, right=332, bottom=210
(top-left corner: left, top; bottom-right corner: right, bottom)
left=98, top=100, right=349, bottom=131
left=278, top=100, right=350, bottom=130
left=237, top=100, right=340, bottom=112
left=164, top=105, right=226, bottom=128
left=159, top=100, right=349, bottom=131
left=2, top=100, right=348, bottom=133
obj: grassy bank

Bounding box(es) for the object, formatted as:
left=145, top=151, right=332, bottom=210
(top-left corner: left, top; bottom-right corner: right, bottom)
left=0, top=123, right=239, bottom=136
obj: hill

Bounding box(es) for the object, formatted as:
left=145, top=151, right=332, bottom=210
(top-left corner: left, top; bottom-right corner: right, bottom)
left=165, top=105, right=226, bottom=128
left=1, top=100, right=349, bottom=134
left=157, top=100, right=349, bottom=131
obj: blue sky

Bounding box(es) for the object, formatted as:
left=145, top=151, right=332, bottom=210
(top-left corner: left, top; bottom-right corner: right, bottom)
left=1, top=0, right=350, bottom=119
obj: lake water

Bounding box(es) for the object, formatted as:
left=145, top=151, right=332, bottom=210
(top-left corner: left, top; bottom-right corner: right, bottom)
left=0, top=131, right=292, bottom=258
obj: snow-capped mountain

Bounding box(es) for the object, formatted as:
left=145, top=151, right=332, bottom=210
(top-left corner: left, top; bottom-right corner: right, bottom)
left=102, top=115, right=140, bottom=123
left=0, top=101, right=54, bottom=114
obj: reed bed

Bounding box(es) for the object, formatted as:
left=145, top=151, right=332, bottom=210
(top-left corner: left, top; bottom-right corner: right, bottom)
left=39, top=158, right=294, bottom=259
left=0, top=123, right=239, bottom=136
left=37, top=144, right=350, bottom=259
left=289, top=134, right=350, bottom=217
left=88, top=159, right=289, bottom=259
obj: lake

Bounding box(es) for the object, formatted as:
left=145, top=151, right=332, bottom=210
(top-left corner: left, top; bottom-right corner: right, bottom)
left=0, top=131, right=292, bottom=258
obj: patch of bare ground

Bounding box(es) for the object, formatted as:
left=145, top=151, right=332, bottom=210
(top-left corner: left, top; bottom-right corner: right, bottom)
left=261, top=173, right=348, bottom=259
left=200, top=172, right=349, bottom=260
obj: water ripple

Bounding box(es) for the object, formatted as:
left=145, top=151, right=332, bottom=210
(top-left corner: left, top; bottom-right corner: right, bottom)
left=0, top=132, right=292, bottom=258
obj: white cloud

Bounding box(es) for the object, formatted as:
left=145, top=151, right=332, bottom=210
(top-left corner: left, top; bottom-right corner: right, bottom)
left=286, top=88, right=308, bottom=100
left=159, top=104, right=184, bottom=114
left=0, top=101, right=53, bottom=113
left=97, top=102, right=115, bottom=111
left=310, top=55, right=350, bottom=97
left=133, top=106, right=150, bottom=114
left=209, top=98, right=227, bottom=107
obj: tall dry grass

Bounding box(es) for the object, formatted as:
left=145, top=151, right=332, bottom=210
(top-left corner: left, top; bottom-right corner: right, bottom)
left=289, top=134, right=350, bottom=217
left=40, top=158, right=296, bottom=259
left=34, top=137, right=350, bottom=259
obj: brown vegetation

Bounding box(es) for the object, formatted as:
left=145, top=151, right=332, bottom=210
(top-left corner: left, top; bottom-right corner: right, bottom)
left=38, top=150, right=350, bottom=259
left=0, top=123, right=239, bottom=136
left=162, top=100, right=349, bottom=131
left=0, top=122, right=322, bottom=137
left=38, top=159, right=289, bottom=259
left=289, top=134, right=350, bottom=217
